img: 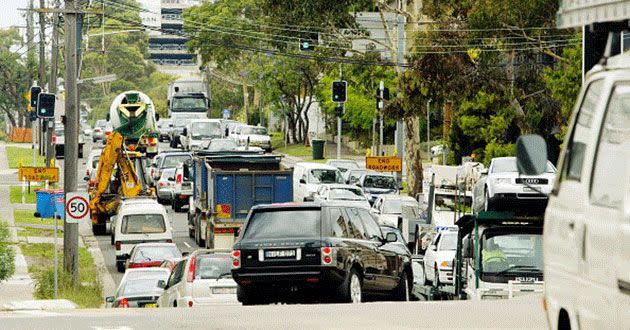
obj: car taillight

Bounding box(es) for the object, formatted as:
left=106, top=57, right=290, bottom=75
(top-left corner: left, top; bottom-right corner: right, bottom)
left=231, top=250, right=241, bottom=269
left=187, top=256, right=196, bottom=283
left=188, top=300, right=193, bottom=307
left=321, top=246, right=333, bottom=265
left=115, top=241, right=121, bottom=251
left=159, top=182, right=164, bottom=187
left=165, top=239, right=172, bottom=243
left=118, top=297, right=129, bottom=308
left=176, top=174, right=182, bottom=184
left=52, top=133, right=57, bottom=144
left=94, top=128, right=101, bottom=132
left=148, top=138, right=156, bottom=146
left=105, top=131, right=111, bottom=136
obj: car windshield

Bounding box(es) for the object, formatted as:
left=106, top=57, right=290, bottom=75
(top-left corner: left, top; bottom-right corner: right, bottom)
left=328, top=187, right=365, bottom=200
left=481, top=232, right=544, bottom=275
left=241, top=126, right=267, bottom=135
left=328, top=161, right=359, bottom=172
left=124, top=270, right=168, bottom=281
left=363, top=175, right=397, bottom=189
left=195, top=254, right=232, bottom=279
left=121, top=214, right=166, bottom=234
left=382, top=199, right=417, bottom=214
left=242, top=209, right=320, bottom=239
left=191, top=122, right=222, bottom=139
left=120, top=278, right=165, bottom=296
left=439, top=233, right=458, bottom=250
left=171, top=97, right=206, bottom=111
left=492, top=158, right=555, bottom=173
left=208, top=139, right=238, bottom=151
left=434, top=193, right=457, bottom=212
left=309, top=169, right=342, bottom=184
left=132, top=246, right=181, bottom=262
left=162, top=155, right=191, bottom=168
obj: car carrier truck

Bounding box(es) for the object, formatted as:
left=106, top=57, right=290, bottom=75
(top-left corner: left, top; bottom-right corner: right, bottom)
left=188, top=153, right=293, bottom=249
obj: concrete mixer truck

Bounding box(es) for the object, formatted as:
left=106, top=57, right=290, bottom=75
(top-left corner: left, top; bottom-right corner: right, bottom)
left=108, top=91, right=159, bottom=157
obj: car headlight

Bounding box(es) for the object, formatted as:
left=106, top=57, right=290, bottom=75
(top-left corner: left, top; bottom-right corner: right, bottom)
left=494, top=178, right=511, bottom=184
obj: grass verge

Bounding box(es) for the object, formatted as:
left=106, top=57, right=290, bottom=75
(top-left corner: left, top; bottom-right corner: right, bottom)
left=10, top=185, right=39, bottom=204
left=21, top=243, right=102, bottom=308
left=14, top=210, right=56, bottom=226
left=5, top=146, right=45, bottom=169
left=17, top=226, right=62, bottom=238
left=0, top=220, right=16, bottom=281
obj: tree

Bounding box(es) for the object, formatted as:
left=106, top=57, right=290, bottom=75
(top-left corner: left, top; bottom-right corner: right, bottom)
left=0, top=28, right=29, bottom=128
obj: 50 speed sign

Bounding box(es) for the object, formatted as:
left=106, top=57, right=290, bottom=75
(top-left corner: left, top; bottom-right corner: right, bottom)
left=65, top=192, right=90, bottom=223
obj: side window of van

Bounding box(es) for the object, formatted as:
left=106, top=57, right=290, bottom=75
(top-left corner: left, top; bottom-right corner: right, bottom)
left=562, top=79, right=604, bottom=182
left=590, top=84, right=630, bottom=209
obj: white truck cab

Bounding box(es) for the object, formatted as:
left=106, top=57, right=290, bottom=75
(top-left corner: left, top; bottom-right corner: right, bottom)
left=292, top=162, right=343, bottom=202
left=515, top=53, right=630, bottom=329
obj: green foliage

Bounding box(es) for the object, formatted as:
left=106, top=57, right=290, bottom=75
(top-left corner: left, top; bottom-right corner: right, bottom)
left=0, top=221, right=15, bottom=281
left=0, top=28, right=30, bottom=127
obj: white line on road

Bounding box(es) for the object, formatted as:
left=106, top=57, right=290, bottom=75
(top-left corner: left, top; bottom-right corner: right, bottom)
left=183, top=242, right=191, bottom=249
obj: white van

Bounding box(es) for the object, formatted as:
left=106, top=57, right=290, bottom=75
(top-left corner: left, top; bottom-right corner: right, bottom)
left=516, top=53, right=629, bottom=330
left=292, top=162, right=343, bottom=202
left=112, top=198, right=173, bottom=272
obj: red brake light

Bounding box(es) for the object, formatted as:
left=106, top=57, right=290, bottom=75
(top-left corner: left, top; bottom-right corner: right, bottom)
left=321, top=247, right=333, bottom=265
left=231, top=250, right=241, bottom=269
left=159, top=182, right=164, bottom=187
left=176, top=174, right=182, bottom=184
left=118, top=297, right=129, bottom=308
left=187, top=256, right=196, bottom=283
left=52, top=134, right=57, bottom=144
left=115, top=241, right=121, bottom=251
left=165, top=239, right=172, bottom=243
left=188, top=300, right=193, bottom=307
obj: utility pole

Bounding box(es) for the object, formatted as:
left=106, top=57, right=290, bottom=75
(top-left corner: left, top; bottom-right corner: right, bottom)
left=378, top=80, right=384, bottom=156
left=337, top=65, right=343, bottom=159
left=26, top=0, right=35, bottom=128
left=38, top=0, right=47, bottom=157
left=395, top=14, right=406, bottom=182
left=427, top=99, right=431, bottom=159
left=63, top=0, right=80, bottom=283
left=47, top=0, right=60, bottom=166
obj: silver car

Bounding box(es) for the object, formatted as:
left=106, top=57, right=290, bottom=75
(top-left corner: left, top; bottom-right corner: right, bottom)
left=106, top=268, right=170, bottom=308
left=156, top=168, right=176, bottom=204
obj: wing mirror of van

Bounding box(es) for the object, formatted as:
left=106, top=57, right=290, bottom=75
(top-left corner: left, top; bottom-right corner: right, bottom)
left=105, top=296, right=115, bottom=303
left=299, top=178, right=306, bottom=184
left=462, top=236, right=472, bottom=258
left=515, top=134, right=548, bottom=175
left=157, top=280, right=167, bottom=289
left=385, top=232, right=398, bottom=243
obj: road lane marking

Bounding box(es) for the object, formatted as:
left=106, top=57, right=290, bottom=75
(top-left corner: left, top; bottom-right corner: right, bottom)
left=184, top=242, right=191, bottom=249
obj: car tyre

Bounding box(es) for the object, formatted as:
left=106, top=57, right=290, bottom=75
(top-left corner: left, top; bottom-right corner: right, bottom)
left=92, top=223, right=106, bottom=236
left=237, top=286, right=261, bottom=306
left=393, top=270, right=410, bottom=301
left=173, top=199, right=182, bottom=213
left=339, top=268, right=362, bottom=303
left=194, top=214, right=205, bottom=248
left=116, top=261, right=125, bottom=273
left=434, top=266, right=441, bottom=287
left=110, top=233, right=114, bottom=245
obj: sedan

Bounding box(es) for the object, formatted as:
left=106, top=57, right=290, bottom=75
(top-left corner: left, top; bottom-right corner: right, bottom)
left=126, top=243, right=182, bottom=269
left=106, top=268, right=170, bottom=308
left=313, top=184, right=370, bottom=208
left=157, top=250, right=237, bottom=307
left=156, top=168, right=176, bottom=204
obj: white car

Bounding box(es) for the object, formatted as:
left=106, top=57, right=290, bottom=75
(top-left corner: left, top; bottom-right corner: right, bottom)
left=325, top=159, right=360, bottom=181
left=157, top=250, right=237, bottom=307
left=180, top=119, right=223, bottom=151
left=106, top=268, right=170, bottom=308
left=370, top=195, right=419, bottom=228
left=313, top=184, right=370, bottom=208
left=156, top=168, right=176, bottom=205
left=421, top=229, right=458, bottom=287
left=473, top=157, right=556, bottom=212
left=112, top=198, right=173, bottom=272
left=515, top=53, right=630, bottom=330
left=292, top=162, right=344, bottom=202
left=84, top=148, right=102, bottom=182
left=125, top=243, right=182, bottom=270
left=233, top=125, right=271, bottom=152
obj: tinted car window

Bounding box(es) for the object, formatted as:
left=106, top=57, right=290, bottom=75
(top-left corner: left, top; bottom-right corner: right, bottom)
left=131, top=246, right=181, bottom=262
left=120, top=278, right=164, bottom=296
left=309, top=169, right=342, bottom=184
left=363, top=175, right=397, bottom=189
left=356, top=209, right=382, bottom=240
left=162, top=155, right=191, bottom=168
left=242, top=209, right=321, bottom=239
left=195, top=254, right=231, bottom=279
left=345, top=208, right=366, bottom=240
left=122, top=214, right=166, bottom=234
left=329, top=208, right=349, bottom=238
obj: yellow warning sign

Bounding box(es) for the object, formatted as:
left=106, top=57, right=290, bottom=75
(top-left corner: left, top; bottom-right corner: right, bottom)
left=18, top=167, right=59, bottom=183
left=366, top=156, right=402, bottom=172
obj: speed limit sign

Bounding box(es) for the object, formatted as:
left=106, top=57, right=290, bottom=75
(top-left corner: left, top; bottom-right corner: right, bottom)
left=65, top=192, right=90, bottom=224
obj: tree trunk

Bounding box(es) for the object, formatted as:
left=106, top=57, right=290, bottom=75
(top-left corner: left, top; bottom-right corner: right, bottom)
left=404, top=116, right=423, bottom=197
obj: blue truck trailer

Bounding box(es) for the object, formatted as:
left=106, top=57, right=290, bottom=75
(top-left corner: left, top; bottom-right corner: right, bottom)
left=189, top=153, right=293, bottom=249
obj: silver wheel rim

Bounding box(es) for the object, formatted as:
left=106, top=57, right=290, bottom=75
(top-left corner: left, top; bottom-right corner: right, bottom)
left=350, top=274, right=361, bottom=303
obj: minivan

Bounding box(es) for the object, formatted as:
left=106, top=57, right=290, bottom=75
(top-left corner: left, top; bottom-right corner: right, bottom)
left=231, top=202, right=413, bottom=305
left=292, top=162, right=344, bottom=202
left=515, top=53, right=630, bottom=329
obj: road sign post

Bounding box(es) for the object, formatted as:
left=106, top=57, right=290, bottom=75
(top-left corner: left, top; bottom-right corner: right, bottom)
left=65, top=192, right=90, bottom=224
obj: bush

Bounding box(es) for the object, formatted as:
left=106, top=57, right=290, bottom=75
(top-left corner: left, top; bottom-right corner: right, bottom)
left=0, top=221, right=15, bottom=281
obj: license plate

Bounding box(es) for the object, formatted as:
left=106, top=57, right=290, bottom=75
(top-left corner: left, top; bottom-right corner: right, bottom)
left=144, top=303, right=157, bottom=308
left=264, top=249, right=296, bottom=258
left=212, top=287, right=236, bottom=294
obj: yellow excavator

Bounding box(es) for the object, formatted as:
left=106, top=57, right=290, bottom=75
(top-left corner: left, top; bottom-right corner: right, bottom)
left=89, top=131, right=154, bottom=235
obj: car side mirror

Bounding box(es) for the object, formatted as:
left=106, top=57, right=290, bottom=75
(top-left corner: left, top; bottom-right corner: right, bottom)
left=516, top=134, right=548, bottom=175
left=157, top=280, right=166, bottom=289
left=385, top=232, right=397, bottom=243
left=182, top=128, right=187, bottom=136
left=83, top=176, right=89, bottom=181
left=299, top=178, right=306, bottom=184
left=462, top=237, right=472, bottom=258
left=480, top=169, right=488, bottom=175
left=105, top=296, right=115, bottom=303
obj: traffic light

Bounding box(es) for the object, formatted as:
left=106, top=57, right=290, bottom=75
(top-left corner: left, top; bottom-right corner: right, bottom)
left=30, top=86, right=42, bottom=108
left=299, top=39, right=315, bottom=51
left=332, top=81, right=347, bottom=103
left=37, top=92, right=55, bottom=118
left=335, top=105, right=344, bottom=118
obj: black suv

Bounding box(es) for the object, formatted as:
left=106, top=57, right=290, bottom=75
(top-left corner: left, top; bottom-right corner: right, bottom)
left=231, top=202, right=413, bottom=305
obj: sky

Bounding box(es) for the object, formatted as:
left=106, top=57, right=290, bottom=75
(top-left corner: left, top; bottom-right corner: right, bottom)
left=0, top=0, right=29, bottom=29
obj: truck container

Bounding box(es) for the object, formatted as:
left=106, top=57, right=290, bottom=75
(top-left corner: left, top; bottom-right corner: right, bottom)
left=189, top=153, right=293, bottom=249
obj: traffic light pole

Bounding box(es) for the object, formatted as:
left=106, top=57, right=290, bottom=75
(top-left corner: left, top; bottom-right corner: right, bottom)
left=63, top=0, right=80, bottom=284
left=379, top=81, right=384, bottom=156
left=47, top=0, right=60, bottom=166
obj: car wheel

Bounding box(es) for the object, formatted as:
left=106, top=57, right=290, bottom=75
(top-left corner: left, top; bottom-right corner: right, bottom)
left=92, top=223, right=106, bottom=236
left=237, top=286, right=262, bottom=306
left=393, top=270, right=410, bottom=301
left=434, top=266, right=441, bottom=287
left=173, top=199, right=182, bottom=213
left=339, top=268, right=362, bottom=303
left=110, top=234, right=114, bottom=245
left=116, top=261, right=125, bottom=273
left=195, top=214, right=205, bottom=248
